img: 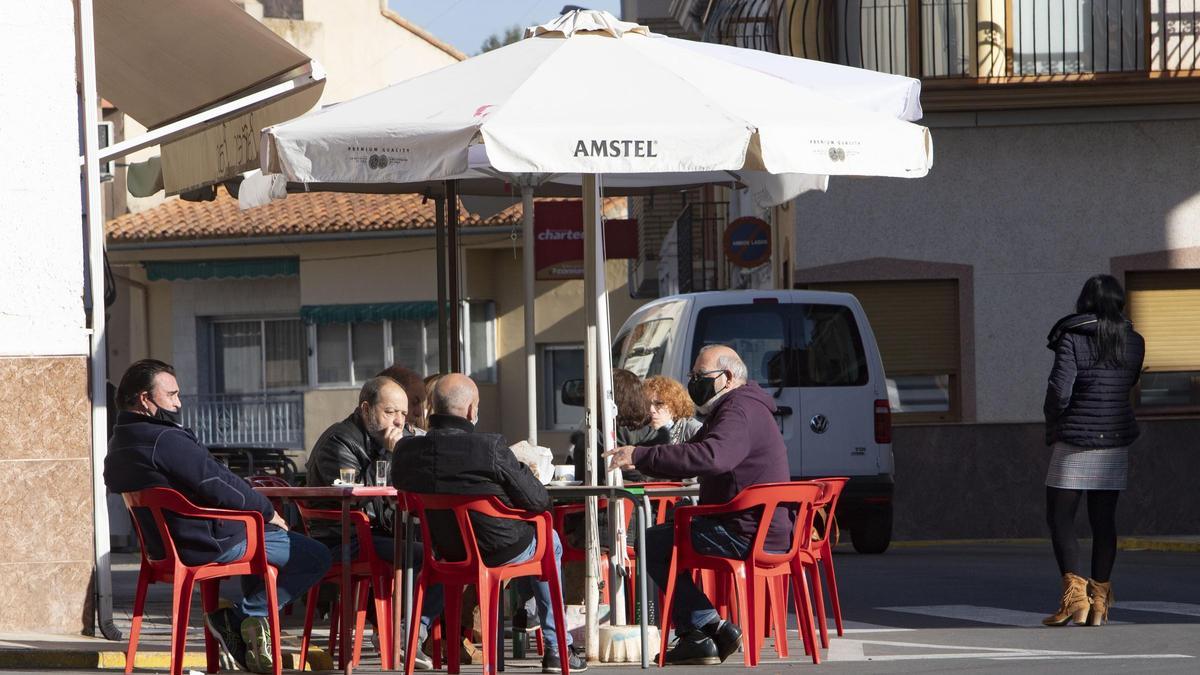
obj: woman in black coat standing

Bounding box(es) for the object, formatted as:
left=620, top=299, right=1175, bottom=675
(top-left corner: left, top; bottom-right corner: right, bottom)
left=1041, top=275, right=1145, bottom=627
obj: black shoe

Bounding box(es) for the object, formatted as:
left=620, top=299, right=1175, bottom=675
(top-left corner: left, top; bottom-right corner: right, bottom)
left=204, top=607, right=249, bottom=671
left=543, top=644, right=588, bottom=673
left=663, top=630, right=720, bottom=665
left=707, top=620, right=743, bottom=663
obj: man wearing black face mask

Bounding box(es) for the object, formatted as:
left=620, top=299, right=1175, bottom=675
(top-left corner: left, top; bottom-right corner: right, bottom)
left=604, top=345, right=791, bottom=665
left=105, top=360, right=331, bottom=673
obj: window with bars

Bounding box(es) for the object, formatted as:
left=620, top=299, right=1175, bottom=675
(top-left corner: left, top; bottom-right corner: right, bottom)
left=212, top=318, right=307, bottom=393
left=309, top=301, right=496, bottom=387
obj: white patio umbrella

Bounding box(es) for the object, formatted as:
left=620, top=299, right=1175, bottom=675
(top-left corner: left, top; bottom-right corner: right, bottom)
left=258, top=9, right=932, bottom=658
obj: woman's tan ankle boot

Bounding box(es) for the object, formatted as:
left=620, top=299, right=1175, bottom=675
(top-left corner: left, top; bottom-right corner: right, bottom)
left=1042, top=572, right=1089, bottom=626
left=1084, top=579, right=1113, bottom=626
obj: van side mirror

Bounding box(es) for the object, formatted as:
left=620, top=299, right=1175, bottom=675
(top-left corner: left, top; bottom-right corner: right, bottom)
left=561, top=379, right=585, bottom=407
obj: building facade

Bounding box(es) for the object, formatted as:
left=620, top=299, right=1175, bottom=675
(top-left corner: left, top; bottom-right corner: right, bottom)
left=628, top=0, right=1200, bottom=539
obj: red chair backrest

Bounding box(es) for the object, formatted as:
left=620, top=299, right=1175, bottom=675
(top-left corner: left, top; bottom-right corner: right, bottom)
left=811, top=477, right=849, bottom=548
left=122, top=487, right=265, bottom=569
left=403, top=492, right=550, bottom=575
left=680, top=482, right=822, bottom=567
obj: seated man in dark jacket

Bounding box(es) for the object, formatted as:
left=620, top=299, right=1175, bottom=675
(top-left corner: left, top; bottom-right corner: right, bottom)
left=606, top=345, right=792, bottom=665
left=104, top=360, right=330, bottom=674
left=393, top=373, right=587, bottom=673
left=306, top=375, right=441, bottom=669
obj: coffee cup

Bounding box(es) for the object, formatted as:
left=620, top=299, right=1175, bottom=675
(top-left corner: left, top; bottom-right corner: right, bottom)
left=552, top=465, right=575, bottom=482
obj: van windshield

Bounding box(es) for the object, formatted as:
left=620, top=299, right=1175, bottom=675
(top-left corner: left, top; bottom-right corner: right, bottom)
left=616, top=318, right=673, bottom=378
left=692, top=303, right=868, bottom=387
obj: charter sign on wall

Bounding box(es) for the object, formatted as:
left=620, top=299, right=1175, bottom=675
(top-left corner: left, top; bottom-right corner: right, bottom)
left=534, top=201, right=637, bottom=280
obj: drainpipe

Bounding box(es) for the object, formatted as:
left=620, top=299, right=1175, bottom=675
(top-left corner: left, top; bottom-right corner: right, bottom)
left=77, top=0, right=121, bottom=641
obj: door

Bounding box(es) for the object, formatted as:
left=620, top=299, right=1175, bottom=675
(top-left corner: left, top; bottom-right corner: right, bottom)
left=794, top=303, right=878, bottom=477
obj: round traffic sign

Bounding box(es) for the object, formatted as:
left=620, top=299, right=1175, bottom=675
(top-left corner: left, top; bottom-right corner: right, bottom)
left=723, top=216, right=772, bottom=268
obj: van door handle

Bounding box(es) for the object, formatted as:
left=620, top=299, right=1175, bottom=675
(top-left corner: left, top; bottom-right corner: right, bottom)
left=774, top=406, right=793, bottom=417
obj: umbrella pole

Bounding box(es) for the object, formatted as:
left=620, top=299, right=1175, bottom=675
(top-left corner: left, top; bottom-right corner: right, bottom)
left=447, top=179, right=462, bottom=372
left=592, top=177, right=626, bottom=627
left=435, top=192, right=448, bottom=373
left=582, top=174, right=601, bottom=660
left=522, top=184, right=537, bottom=445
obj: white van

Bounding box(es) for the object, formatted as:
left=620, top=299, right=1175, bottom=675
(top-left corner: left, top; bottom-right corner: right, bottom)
left=613, top=289, right=895, bottom=553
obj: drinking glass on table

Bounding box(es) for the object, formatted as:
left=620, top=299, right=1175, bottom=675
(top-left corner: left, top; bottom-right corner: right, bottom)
left=339, top=467, right=357, bottom=485
left=375, top=460, right=389, bottom=486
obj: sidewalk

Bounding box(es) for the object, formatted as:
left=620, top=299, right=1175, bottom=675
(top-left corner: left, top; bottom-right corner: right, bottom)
left=0, top=552, right=333, bottom=671
left=2, top=538, right=1196, bottom=671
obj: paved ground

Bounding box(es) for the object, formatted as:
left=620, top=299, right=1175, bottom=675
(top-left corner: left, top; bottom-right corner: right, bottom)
left=2, top=542, right=1197, bottom=673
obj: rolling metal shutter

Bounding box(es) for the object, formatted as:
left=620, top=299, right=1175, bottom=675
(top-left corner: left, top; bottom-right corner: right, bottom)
left=1126, top=270, right=1200, bottom=372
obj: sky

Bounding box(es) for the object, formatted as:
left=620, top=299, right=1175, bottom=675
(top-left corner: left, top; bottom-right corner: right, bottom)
left=388, top=1, right=623, bottom=56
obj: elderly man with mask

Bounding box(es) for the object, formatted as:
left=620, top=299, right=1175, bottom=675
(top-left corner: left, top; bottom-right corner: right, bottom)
left=605, top=345, right=791, bottom=665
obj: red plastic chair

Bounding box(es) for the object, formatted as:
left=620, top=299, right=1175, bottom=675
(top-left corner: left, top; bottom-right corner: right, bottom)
left=658, top=482, right=823, bottom=667
left=122, top=487, right=283, bottom=675
left=294, top=502, right=394, bottom=670
left=806, top=477, right=849, bottom=647
left=403, top=492, right=571, bottom=675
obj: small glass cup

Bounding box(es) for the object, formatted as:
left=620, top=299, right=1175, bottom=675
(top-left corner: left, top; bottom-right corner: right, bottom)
left=375, top=460, right=390, bottom=486
left=338, top=467, right=357, bottom=485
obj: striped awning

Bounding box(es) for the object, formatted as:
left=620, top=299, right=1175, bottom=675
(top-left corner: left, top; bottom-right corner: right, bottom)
left=300, top=302, right=440, bottom=324
left=144, top=258, right=299, bottom=281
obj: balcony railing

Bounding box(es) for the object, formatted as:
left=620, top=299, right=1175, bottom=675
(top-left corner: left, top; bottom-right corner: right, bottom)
left=181, top=392, right=304, bottom=449
left=701, top=0, right=1200, bottom=79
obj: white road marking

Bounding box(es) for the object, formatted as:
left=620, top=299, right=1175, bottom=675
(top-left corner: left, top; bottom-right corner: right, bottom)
left=878, top=604, right=1129, bottom=626
left=994, top=654, right=1193, bottom=661
left=1116, top=601, right=1200, bottom=618
left=823, top=637, right=1087, bottom=663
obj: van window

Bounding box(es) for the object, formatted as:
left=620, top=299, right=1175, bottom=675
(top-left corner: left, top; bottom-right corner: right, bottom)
left=616, top=318, right=673, bottom=378
left=691, top=303, right=868, bottom=387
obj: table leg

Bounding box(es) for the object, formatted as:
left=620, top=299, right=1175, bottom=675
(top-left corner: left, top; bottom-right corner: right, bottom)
left=392, top=508, right=403, bottom=671
left=403, top=512, right=415, bottom=648
left=342, top=500, right=353, bottom=675
left=638, top=496, right=650, bottom=669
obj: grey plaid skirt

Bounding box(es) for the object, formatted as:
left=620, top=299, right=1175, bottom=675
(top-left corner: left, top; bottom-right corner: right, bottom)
left=1045, top=442, right=1129, bottom=491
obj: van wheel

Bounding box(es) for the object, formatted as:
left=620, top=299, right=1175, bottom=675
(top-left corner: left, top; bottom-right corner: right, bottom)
left=851, top=507, right=892, bottom=554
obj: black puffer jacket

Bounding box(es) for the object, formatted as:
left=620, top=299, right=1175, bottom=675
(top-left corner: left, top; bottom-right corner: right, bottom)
left=1043, top=313, right=1145, bottom=447
left=393, top=414, right=550, bottom=566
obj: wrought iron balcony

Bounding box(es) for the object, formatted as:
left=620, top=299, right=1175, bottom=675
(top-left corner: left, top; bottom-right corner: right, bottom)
left=180, top=392, right=304, bottom=450
left=693, top=0, right=1200, bottom=108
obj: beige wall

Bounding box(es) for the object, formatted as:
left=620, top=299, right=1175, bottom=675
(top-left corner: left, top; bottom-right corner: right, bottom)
left=490, top=249, right=646, bottom=456
left=113, top=233, right=648, bottom=462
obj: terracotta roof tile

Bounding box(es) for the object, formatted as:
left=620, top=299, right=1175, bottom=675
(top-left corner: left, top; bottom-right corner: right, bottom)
left=106, top=191, right=628, bottom=244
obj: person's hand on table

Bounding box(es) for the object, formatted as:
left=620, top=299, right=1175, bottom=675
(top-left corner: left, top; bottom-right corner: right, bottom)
left=269, top=511, right=290, bottom=531
left=604, top=445, right=637, bottom=472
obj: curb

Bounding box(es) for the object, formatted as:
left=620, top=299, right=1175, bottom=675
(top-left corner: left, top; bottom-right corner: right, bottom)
left=883, top=537, right=1200, bottom=552
left=0, top=647, right=332, bottom=671
left=1117, top=537, right=1200, bottom=553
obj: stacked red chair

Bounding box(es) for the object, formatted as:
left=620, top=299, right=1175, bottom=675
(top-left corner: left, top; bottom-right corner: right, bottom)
left=657, top=482, right=823, bottom=667
left=402, top=492, right=571, bottom=675
left=122, top=487, right=283, bottom=675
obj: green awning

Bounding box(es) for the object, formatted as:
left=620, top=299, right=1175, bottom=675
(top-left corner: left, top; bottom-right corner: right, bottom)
left=145, top=258, right=299, bottom=281
left=300, top=301, right=440, bottom=325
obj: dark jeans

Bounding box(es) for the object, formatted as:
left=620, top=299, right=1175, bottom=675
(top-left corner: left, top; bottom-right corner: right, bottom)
left=645, top=518, right=750, bottom=631
left=214, top=528, right=332, bottom=617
